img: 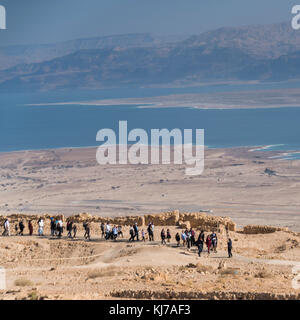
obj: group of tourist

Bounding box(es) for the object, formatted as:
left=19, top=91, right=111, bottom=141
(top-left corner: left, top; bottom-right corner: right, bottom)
left=171, top=228, right=232, bottom=258
left=100, top=222, right=124, bottom=240
left=1, top=217, right=233, bottom=258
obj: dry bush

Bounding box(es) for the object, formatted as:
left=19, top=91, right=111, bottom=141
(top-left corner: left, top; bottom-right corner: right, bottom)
left=219, top=268, right=239, bottom=276
left=87, top=267, right=121, bottom=279
left=186, top=263, right=197, bottom=268
left=15, top=278, right=33, bottom=287
left=255, top=270, right=272, bottom=279
left=28, top=290, right=39, bottom=300
left=196, top=264, right=213, bottom=273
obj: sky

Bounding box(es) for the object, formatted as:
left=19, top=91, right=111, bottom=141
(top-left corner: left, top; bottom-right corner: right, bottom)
left=0, top=0, right=299, bottom=46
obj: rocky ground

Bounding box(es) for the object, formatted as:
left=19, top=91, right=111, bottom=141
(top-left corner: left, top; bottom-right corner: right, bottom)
left=0, top=224, right=299, bottom=300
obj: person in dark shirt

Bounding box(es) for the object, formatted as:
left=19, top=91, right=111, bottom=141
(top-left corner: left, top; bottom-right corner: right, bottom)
left=175, top=232, right=180, bottom=246
left=166, top=229, right=171, bottom=243
left=72, top=224, right=77, bottom=238
left=161, top=229, right=166, bottom=245
left=100, top=223, right=105, bottom=238
left=196, top=230, right=205, bottom=257
left=50, top=218, right=56, bottom=237
left=28, top=220, right=33, bottom=236
left=67, top=220, right=73, bottom=238
left=227, top=238, right=233, bottom=258
left=18, top=220, right=25, bottom=235
left=133, top=223, right=139, bottom=241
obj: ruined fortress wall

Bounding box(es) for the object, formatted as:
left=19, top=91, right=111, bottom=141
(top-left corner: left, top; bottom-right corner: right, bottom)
left=0, top=210, right=237, bottom=232
left=242, top=225, right=289, bottom=234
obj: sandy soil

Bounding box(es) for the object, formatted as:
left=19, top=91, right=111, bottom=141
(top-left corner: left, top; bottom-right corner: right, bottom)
left=0, top=225, right=299, bottom=300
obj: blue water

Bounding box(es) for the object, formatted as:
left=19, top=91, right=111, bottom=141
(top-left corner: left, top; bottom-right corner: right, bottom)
left=1, top=86, right=300, bottom=156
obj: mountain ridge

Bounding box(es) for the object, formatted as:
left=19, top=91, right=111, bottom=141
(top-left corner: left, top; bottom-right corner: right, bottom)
left=1, top=22, right=300, bottom=91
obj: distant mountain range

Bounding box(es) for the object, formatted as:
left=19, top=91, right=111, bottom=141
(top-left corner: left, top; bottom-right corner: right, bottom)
left=0, top=33, right=187, bottom=70
left=1, top=22, right=300, bottom=91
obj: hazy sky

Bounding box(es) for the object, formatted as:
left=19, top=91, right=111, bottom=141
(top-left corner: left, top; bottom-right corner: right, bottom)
left=0, top=0, right=298, bottom=46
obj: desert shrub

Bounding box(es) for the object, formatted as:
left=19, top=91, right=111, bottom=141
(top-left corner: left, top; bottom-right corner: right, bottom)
left=15, top=278, right=33, bottom=287
left=87, top=267, right=121, bottom=279
left=255, top=270, right=272, bottom=278
left=28, top=290, right=39, bottom=300
left=196, top=264, right=213, bottom=273
left=186, top=263, right=197, bottom=268
left=219, top=268, right=239, bottom=276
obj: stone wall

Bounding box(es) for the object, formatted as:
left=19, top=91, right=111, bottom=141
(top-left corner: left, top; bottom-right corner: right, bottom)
left=0, top=210, right=235, bottom=232
left=243, top=225, right=289, bottom=234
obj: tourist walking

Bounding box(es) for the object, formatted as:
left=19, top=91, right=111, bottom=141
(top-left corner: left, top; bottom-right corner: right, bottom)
left=2, top=219, right=10, bottom=236
left=18, top=220, right=25, bottom=236
left=72, top=223, right=77, bottom=238
left=228, top=238, right=233, bottom=258
left=147, top=223, right=154, bottom=241
left=166, top=229, right=171, bottom=243
left=190, top=228, right=195, bottom=246
left=57, top=219, right=63, bottom=238
left=175, top=232, right=180, bottom=246
left=181, top=230, right=186, bottom=246
left=151, top=223, right=155, bottom=241
left=196, top=231, right=205, bottom=257
left=28, top=220, right=33, bottom=236
left=100, top=222, right=105, bottom=238
left=129, top=225, right=135, bottom=241
left=133, top=223, right=139, bottom=241
left=118, top=225, right=123, bottom=238
left=186, top=229, right=192, bottom=249
left=206, top=235, right=212, bottom=255
left=161, top=228, right=166, bottom=245
left=83, top=221, right=90, bottom=240
left=211, top=231, right=218, bottom=253
left=38, top=218, right=44, bottom=236
left=67, top=220, right=73, bottom=238
left=105, top=223, right=111, bottom=240
left=112, top=225, right=118, bottom=240
left=50, top=217, right=56, bottom=236
left=141, top=229, right=146, bottom=242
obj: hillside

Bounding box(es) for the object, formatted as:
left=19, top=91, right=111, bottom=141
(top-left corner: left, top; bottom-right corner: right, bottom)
left=1, top=22, right=300, bottom=91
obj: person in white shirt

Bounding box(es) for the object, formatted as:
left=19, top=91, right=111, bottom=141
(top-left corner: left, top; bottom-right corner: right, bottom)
left=2, top=219, right=10, bottom=236
left=105, top=223, right=111, bottom=240
left=112, top=225, right=118, bottom=240
left=38, top=218, right=44, bottom=236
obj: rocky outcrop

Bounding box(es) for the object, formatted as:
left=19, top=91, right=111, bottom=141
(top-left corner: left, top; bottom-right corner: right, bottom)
left=110, top=290, right=300, bottom=300
left=243, top=225, right=289, bottom=234
left=144, top=210, right=180, bottom=226
left=179, top=212, right=236, bottom=231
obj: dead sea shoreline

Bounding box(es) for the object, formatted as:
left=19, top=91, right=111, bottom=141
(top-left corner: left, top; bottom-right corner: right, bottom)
left=22, top=88, right=300, bottom=110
